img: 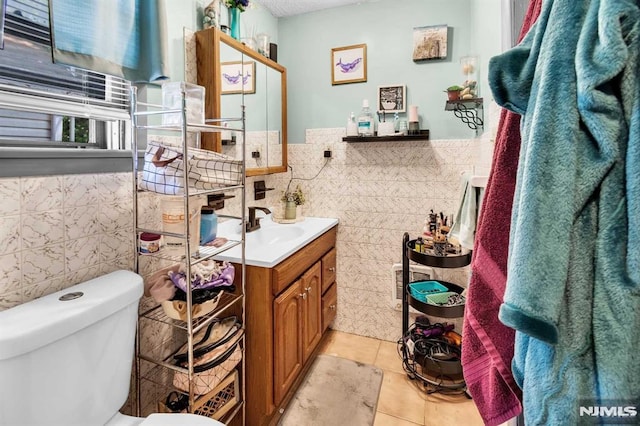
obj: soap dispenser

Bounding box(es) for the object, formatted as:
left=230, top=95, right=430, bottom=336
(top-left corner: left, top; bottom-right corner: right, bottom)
left=346, top=112, right=358, bottom=136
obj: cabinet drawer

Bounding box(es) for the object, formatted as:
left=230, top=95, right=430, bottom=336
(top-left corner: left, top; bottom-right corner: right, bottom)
left=272, top=227, right=337, bottom=296
left=321, top=248, right=336, bottom=294
left=322, top=283, right=337, bottom=332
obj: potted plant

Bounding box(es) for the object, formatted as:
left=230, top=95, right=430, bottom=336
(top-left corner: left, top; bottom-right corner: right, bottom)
left=445, top=85, right=464, bottom=101
left=281, top=185, right=305, bottom=220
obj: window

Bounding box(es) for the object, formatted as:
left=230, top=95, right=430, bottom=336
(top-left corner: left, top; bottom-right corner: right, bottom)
left=0, top=0, right=130, bottom=149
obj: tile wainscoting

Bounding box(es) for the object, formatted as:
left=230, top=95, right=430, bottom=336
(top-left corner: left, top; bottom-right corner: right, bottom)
left=236, top=128, right=480, bottom=341
left=0, top=128, right=481, bottom=345
left=0, top=172, right=135, bottom=310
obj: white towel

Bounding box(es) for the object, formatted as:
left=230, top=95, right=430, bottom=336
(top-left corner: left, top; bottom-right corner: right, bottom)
left=450, top=172, right=485, bottom=250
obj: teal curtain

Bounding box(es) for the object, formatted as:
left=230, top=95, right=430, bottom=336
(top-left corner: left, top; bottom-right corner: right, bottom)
left=49, top=0, right=169, bottom=82
left=0, top=0, right=5, bottom=49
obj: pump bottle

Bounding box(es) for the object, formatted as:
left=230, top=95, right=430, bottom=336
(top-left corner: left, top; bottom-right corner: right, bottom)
left=357, top=100, right=374, bottom=136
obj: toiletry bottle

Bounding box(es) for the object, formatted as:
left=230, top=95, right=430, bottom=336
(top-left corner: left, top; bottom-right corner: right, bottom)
left=357, top=99, right=374, bottom=136
left=346, top=112, right=358, bottom=136
left=200, top=207, right=218, bottom=245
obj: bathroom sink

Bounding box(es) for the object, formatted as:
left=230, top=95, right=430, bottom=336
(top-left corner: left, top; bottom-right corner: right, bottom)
left=246, top=226, right=305, bottom=245
left=215, top=216, right=339, bottom=267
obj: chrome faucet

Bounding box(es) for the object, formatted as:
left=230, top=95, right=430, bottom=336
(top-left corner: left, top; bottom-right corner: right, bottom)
left=247, top=206, right=271, bottom=232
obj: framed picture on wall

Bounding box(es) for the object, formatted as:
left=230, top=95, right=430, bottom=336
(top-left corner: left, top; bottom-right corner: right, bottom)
left=331, top=43, right=367, bottom=85
left=377, top=85, right=406, bottom=113
left=412, top=25, right=448, bottom=61
left=220, top=61, right=256, bottom=94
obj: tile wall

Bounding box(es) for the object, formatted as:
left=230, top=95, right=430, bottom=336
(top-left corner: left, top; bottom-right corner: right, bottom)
left=0, top=129, right=481, bottom=412
left=0, top=129, right=482, bottom=344
left=0, top=173, right=134, bottom=310
left=227, top=128, right=481, bottom=342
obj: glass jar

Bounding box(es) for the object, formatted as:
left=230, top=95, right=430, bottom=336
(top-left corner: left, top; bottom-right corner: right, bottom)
left=256, top=33, right=270, bottom=58
left=241, top=37, right=257, bottom=51
left=139, top=232, right=161, bottom=254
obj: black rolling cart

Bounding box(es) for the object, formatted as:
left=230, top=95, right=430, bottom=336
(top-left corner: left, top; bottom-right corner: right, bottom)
left=400, top=232, right=472, bottom=394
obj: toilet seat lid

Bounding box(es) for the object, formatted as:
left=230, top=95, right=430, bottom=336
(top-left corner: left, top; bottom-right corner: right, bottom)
left=141, top=413, right=225, bottom=425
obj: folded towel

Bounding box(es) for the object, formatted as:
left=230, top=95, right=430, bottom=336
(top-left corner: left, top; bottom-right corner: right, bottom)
left=169, top=261, right=235, bottom=292
left=144, top=264, right=181, bottom=303
left=460, top=1, right=542, bottom=424
left=450, top=172, right=484, bottom=250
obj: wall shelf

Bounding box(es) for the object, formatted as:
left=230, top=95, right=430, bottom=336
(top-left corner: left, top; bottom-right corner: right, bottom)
left=342, top=130, right=429, bottom=142
left=445, top=98, right=484, bottom=131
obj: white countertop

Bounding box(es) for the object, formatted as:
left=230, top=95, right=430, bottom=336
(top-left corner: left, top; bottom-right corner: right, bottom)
left=214, top=216, right=339, bottom=268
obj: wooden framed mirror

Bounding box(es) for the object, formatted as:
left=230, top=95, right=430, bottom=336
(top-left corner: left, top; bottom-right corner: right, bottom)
left=195, top=27, right=287, bottom=176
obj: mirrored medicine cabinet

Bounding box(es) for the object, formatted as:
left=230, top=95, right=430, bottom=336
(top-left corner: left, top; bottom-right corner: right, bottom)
left=195, top=27, right=287, bottom=176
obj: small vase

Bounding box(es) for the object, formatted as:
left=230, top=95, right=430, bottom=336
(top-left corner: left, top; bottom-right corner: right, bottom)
left=229, top=7, right=241, bottom=40
left=447, top=90, right=461, bottom=101
left=284, top=200, right=297, bottom=220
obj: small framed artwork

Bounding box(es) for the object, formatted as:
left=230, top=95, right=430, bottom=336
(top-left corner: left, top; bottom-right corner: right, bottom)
left=412, top=25, right=448, bottom=61
left=377, top=85, right=406, bottom=113
left=220, top=61, right=256, bottom=94
left=331, top=43, right=367, bottom=85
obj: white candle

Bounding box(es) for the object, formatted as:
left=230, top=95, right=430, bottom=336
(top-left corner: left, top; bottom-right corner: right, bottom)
left=409, top=105, right=419, bottom=122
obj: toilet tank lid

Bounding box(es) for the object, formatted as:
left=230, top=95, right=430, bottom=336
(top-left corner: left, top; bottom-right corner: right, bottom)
left=0, top=270, right=143, bottom=361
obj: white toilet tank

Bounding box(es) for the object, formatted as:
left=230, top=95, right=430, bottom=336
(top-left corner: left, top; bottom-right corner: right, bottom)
left=0, top=270, right=144, bottom=426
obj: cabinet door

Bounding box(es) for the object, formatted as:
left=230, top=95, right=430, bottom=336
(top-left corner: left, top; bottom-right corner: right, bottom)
left=273, top=279, right=303, bottom=405
left=321, top=248, right=337, bottom=294
left=301, top=262, right=323, bottom=364
left=322, top=282, right=338, bottom=332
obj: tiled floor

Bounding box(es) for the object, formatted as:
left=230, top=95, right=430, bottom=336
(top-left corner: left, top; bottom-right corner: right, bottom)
left=318, top=330, right=484, bottom=426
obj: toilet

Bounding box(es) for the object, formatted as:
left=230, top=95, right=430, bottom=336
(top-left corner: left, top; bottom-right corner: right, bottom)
left=0, top=270, right=224, bottom=426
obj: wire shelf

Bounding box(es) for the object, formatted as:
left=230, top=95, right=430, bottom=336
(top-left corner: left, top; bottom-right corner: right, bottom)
left=140, top=292, right=242, bottom=331
left=143, top=368, right=242, bottom=421
left=135, top=239, right=242, bottom=266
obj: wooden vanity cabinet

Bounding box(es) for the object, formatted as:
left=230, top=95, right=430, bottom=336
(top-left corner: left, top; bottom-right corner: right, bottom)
left=244, top=226, right=337, bottom=426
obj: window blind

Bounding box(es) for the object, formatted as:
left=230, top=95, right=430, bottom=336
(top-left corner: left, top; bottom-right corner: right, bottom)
left=0, top=0, right=130, bottom=143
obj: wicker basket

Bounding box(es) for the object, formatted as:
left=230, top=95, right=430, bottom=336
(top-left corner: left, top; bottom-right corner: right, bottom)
left=158, top=370, right=239, bottom=420
left=160, top=290, right=224, bottom=321
left=173, top=337, right=243, bottom=395
left=425, top=291, right=460, bottom=305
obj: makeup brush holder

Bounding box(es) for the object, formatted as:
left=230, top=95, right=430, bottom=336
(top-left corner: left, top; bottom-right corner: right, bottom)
left=408, top=121, right=420, bottom=135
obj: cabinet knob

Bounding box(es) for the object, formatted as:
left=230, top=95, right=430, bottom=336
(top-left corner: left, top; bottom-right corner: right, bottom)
left=328, top=267, right=336, bottom=272
left=299, top=293, right=307, bottom=300
left=305, top=286, right=312, bottom=293
left=330, top=304, right=336, bottom=310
